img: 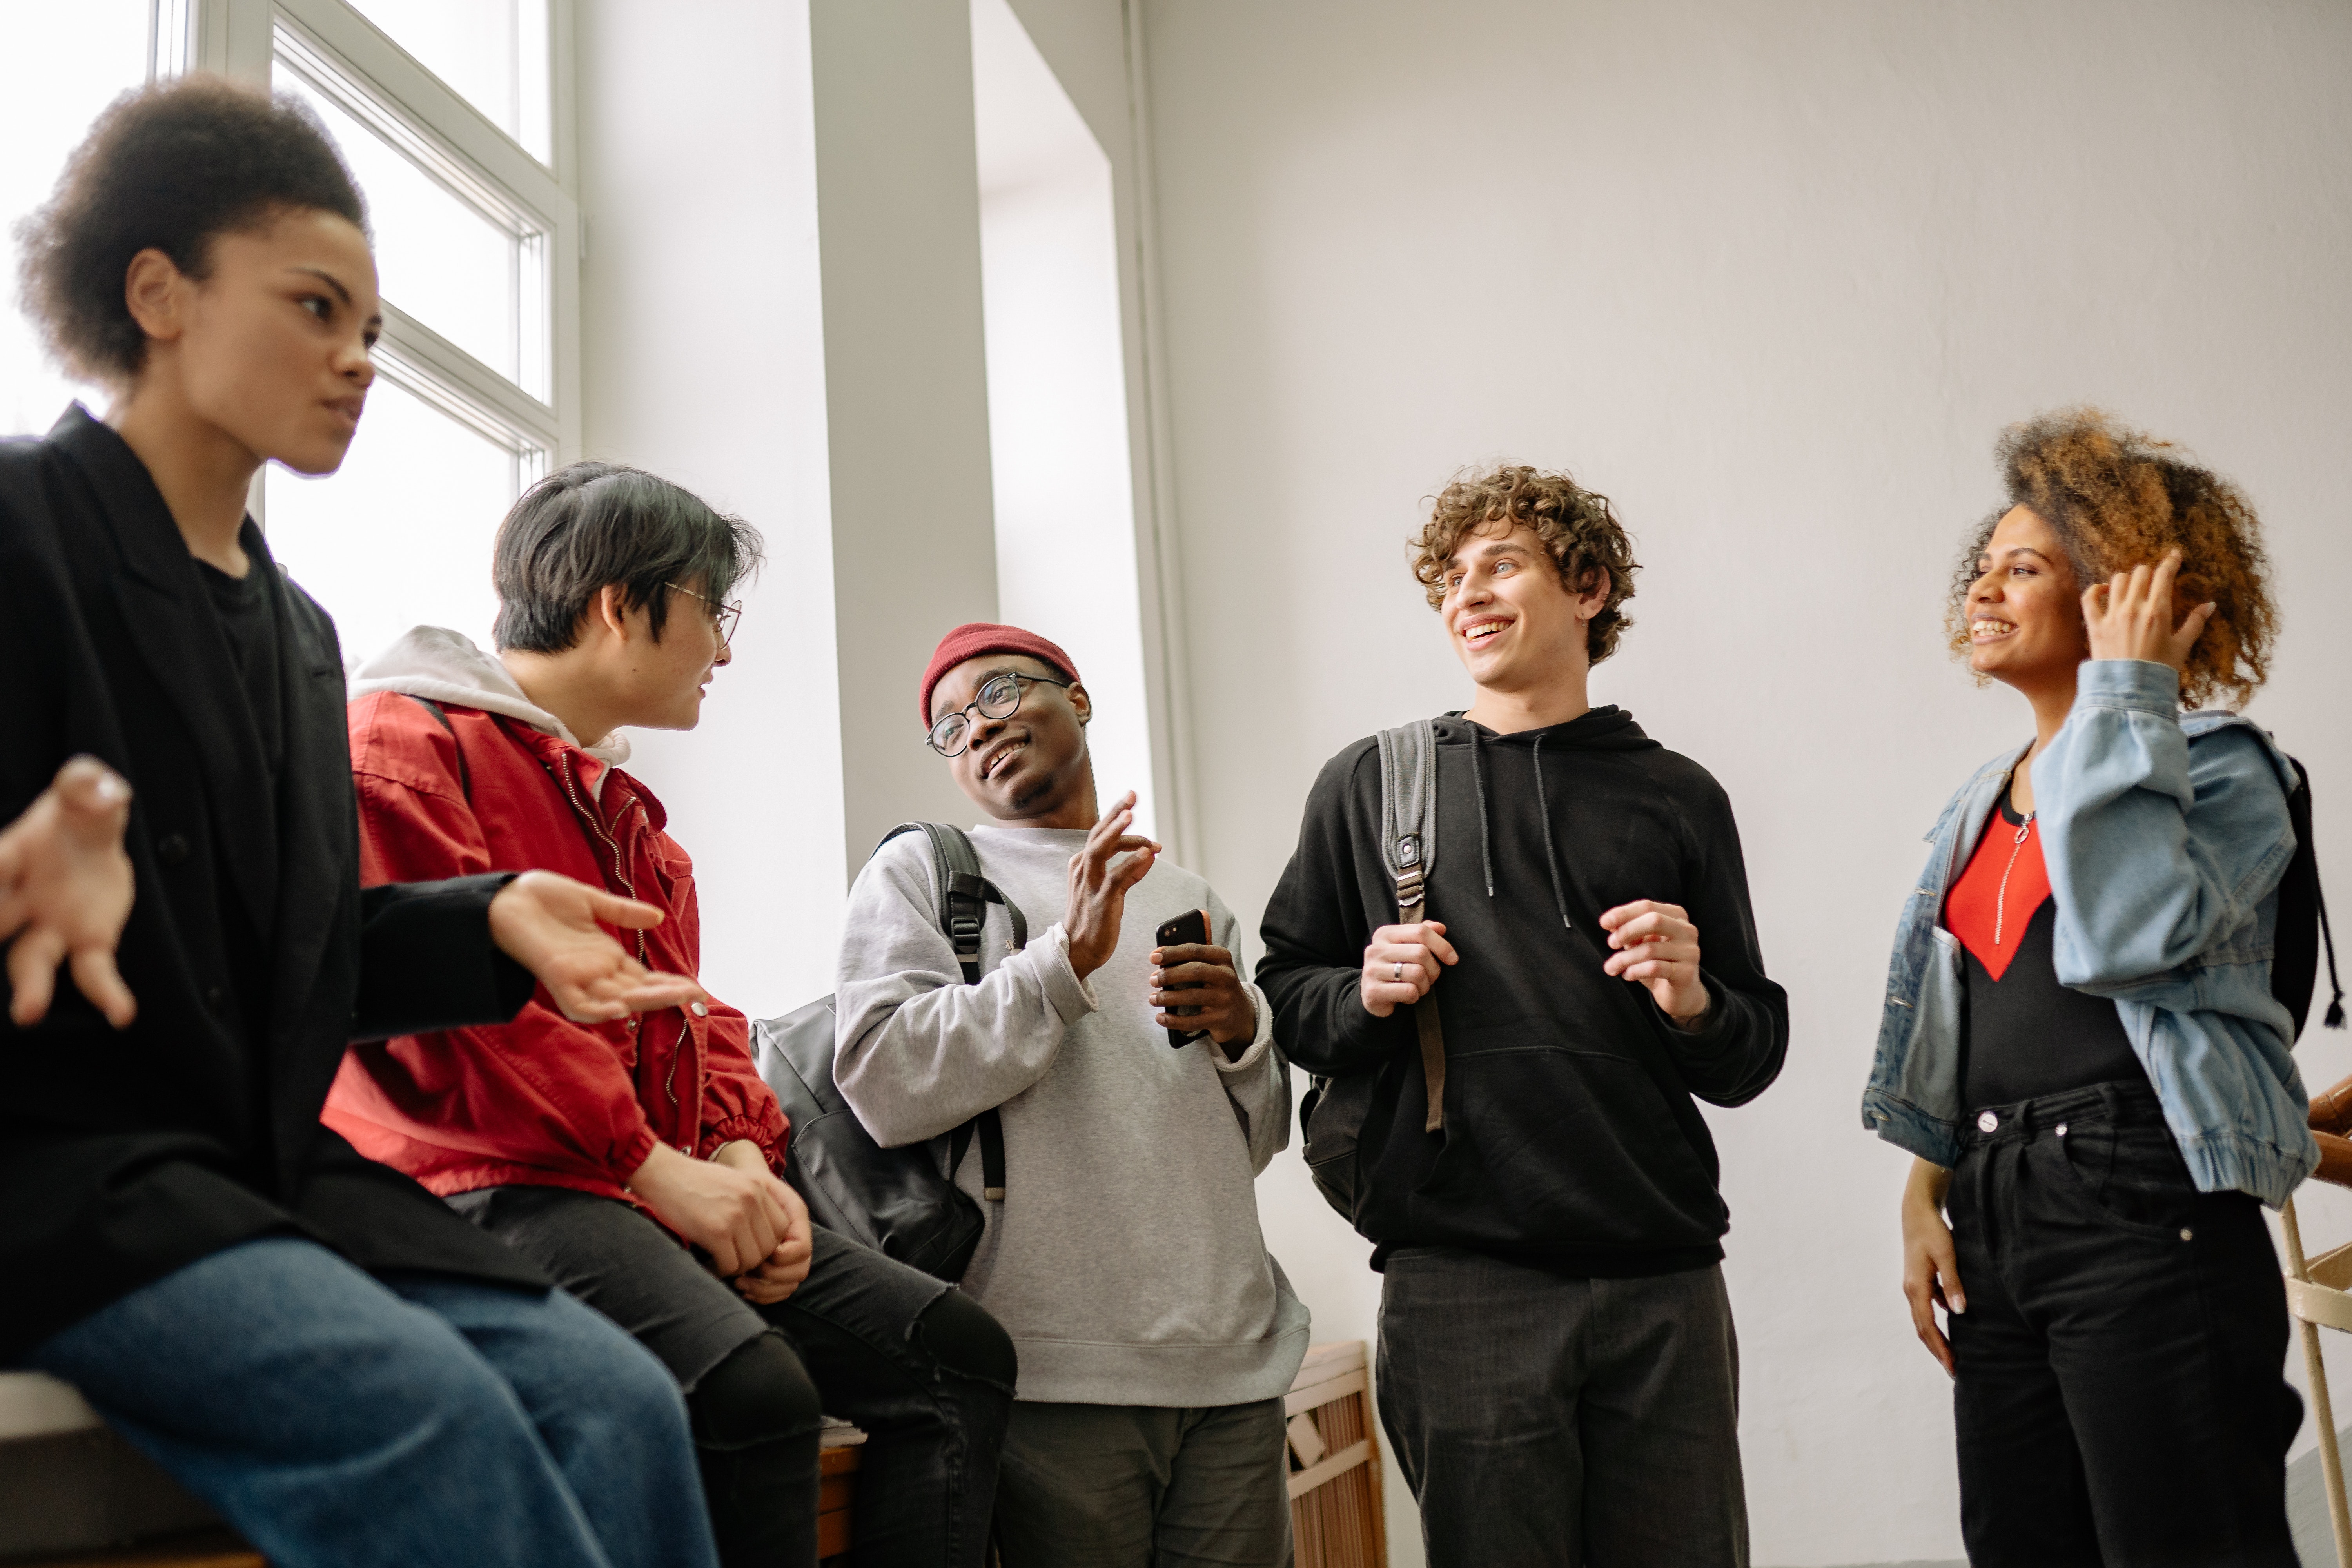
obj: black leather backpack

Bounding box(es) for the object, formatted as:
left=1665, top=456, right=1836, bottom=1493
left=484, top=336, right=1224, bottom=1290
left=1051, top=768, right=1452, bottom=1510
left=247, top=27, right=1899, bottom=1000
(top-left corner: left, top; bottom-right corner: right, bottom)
left=753, top=823, right=1024, bottom=1282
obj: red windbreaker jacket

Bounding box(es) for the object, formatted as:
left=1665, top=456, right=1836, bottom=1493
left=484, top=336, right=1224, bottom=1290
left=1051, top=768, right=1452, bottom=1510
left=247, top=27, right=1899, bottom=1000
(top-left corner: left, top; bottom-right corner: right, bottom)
left=323, top=691, right=786, bottom=1213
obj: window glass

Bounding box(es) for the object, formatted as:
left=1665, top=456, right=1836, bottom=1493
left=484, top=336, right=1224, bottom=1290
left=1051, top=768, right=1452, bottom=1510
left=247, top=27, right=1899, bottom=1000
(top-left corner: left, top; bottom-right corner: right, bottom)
left=342, top=0, right=552, bottom=163
left=277, top=67, right=543, bottom=395
left=0, top=1, right=151, bottom=436
left=266, top=376, right=524, bottom=670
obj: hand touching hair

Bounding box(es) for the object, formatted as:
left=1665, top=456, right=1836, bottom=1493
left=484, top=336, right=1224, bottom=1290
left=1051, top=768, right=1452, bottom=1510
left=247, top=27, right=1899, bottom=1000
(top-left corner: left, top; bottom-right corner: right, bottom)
left=1946, top=409, right=2276, bottom=709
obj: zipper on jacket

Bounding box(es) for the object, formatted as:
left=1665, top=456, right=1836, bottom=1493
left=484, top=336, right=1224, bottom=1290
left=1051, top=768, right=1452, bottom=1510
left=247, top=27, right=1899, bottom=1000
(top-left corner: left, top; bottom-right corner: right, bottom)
left=546, top=748, right=686, bottom=1125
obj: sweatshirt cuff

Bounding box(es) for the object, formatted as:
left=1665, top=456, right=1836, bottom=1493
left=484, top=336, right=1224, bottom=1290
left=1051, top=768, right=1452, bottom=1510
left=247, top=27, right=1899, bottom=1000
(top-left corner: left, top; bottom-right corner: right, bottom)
left=1656, top=971, right=1735, bottom=1047
left=1041, top=923, right=1100, bottom=1019
left=2074, top=659, right=2182, bottom=717
left=1214, top=984, right=1278, bottom=1074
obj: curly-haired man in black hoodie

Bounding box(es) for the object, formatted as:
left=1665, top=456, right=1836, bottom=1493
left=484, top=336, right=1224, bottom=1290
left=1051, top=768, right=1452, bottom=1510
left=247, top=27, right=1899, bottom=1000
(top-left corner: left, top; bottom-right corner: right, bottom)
left=1258, top=465, right=1788, bottom=1567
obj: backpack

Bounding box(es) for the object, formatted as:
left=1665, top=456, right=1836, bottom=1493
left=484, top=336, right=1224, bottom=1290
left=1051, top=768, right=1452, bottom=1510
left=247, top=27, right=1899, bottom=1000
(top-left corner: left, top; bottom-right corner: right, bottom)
left=2276, top=756, right=2345, bottom=1039
left=1300, top=721, right=1445, bottom=1222
left=753, top=823, right=1025, bottom=1281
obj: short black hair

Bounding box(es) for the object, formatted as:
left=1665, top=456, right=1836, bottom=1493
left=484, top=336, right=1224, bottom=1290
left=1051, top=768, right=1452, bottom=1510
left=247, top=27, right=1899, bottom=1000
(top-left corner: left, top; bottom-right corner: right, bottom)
left=15, top=74, right=367, bottom=384
left=493, top=463, right=764, bottom=652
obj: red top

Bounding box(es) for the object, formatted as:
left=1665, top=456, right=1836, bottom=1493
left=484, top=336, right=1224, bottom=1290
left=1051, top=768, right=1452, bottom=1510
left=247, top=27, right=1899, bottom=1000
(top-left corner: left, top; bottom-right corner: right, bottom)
left=323, top=693, right=786, bottom=1218
left=1942, top=800, right=2049, bottom=982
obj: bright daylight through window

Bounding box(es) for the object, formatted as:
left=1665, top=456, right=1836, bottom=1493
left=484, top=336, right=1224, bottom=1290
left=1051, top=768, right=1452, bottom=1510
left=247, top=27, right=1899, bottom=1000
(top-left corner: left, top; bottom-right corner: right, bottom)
left=0, top=0, right=572, bottom=672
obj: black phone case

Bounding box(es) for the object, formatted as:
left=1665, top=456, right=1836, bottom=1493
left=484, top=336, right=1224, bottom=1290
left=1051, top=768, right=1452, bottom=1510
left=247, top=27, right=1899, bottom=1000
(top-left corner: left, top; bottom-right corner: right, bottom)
left=1156, top=909, right=1210, bottom=1047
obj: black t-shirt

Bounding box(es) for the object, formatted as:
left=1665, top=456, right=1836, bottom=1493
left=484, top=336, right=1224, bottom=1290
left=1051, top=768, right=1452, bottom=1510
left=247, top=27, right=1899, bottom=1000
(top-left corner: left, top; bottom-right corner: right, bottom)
left=194, top=551, right=285, bottom=1032
left=1952, top=793, right=2146, bottom=1109
left=196, top=555, right=285, bottom=784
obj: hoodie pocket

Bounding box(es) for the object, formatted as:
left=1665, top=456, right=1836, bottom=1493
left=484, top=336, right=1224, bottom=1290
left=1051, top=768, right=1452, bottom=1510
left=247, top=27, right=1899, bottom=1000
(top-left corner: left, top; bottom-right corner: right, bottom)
left=1409, top=1022, right=1724, bottom=1249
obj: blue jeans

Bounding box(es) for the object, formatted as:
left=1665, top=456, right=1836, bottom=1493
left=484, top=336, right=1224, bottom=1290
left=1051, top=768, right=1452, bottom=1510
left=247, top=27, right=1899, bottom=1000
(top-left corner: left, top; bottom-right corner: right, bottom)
left=23, top=1237, right=719, bottom=1568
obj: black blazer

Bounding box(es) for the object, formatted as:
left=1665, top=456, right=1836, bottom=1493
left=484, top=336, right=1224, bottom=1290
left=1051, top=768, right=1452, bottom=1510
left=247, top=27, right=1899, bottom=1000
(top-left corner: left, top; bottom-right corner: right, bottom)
left=0, top=407, right=547, bottom=1360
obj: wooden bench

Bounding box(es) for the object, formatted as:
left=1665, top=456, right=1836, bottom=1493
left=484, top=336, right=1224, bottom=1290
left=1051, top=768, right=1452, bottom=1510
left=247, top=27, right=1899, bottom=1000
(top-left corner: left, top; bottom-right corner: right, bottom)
left=0, top=1373, right=867, bottom=1568
left=1285, top=1341, right=1388, bottom=1568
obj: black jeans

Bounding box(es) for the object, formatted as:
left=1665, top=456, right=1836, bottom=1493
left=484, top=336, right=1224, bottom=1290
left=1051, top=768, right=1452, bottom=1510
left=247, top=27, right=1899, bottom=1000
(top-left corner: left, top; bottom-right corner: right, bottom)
left=1949, top=1080, right=2300, bottom=1566
left=1377, top=1247, right=1748, bottom=1567
left=452, top=1186, right=1014, bottom=1568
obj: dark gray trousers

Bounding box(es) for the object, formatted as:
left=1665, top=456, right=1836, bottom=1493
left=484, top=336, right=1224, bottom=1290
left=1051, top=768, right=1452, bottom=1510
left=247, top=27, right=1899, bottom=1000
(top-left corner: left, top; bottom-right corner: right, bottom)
left=993, top=1398, right=1292, bottom=1568
left=1377, top=1248, right=1747, bottom=1568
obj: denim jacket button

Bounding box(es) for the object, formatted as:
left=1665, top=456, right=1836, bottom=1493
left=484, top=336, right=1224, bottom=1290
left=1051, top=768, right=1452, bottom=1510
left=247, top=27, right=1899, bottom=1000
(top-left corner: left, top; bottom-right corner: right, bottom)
left=2180, top=1228, right=2195, bottom=1242
left=1977, top=1111, right=1999, bottom=1133
left=2056, top=1123, right=2068, bottom=1137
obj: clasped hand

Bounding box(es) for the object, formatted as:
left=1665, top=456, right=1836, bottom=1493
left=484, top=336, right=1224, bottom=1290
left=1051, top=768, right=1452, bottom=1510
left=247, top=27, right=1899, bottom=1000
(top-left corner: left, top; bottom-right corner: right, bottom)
left=628, top=1140, right=813, bottom=1301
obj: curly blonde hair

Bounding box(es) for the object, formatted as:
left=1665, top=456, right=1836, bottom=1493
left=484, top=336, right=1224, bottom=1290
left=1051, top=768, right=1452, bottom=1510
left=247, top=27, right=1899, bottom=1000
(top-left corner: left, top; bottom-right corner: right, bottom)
left=1410, top=464, right=1640, bottom=665
left=1948, top=409, right=2276, bottom=709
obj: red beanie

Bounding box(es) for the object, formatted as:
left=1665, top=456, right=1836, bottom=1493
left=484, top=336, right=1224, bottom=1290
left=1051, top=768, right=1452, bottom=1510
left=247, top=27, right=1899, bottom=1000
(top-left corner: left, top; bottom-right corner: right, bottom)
left=919, top=623, right=1081, bottom=723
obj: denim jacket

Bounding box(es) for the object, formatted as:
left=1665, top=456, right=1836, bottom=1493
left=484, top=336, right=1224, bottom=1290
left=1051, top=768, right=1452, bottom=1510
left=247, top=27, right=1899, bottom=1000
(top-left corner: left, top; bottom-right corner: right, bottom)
left=1861, top=659, right=2315, bottom=1206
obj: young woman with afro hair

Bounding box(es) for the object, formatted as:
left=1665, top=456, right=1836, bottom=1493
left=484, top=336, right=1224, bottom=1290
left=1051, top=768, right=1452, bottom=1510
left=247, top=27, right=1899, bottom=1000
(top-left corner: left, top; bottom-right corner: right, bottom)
left=1862, top=409, right=2311, bottom=1564
left=0, top=75, right=725, bottom=1568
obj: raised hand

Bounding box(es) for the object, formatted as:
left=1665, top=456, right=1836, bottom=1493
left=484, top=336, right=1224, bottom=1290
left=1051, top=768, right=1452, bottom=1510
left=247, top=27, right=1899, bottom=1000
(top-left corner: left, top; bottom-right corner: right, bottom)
left=1598, top=899, right=1710, bottom=1027
left=1, top=756, right=137, bottom=1028
left=2082, top=548, right=2213, bottom=675
left=626, top=1142, right=797, bottom=1279
left=1359, top=920, right=1456, bottom=1018
left=1149, top=942, right=1257, bottom=1046
left=486, top=869, right=708, bottom=1022
left=1065, top=791, right=1158, bottom=979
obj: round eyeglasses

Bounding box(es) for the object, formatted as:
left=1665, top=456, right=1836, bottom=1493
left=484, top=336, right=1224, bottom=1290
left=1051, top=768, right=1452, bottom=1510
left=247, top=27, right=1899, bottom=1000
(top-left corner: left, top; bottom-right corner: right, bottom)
left=927, top=671, right=1073, bottom=756
left=664, top=581, right=743, bottom=647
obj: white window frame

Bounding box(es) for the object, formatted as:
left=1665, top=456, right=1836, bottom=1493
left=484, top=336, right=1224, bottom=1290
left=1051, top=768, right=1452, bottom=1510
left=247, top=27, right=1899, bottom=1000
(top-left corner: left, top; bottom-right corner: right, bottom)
left=165, top=0, right=581, bottom=473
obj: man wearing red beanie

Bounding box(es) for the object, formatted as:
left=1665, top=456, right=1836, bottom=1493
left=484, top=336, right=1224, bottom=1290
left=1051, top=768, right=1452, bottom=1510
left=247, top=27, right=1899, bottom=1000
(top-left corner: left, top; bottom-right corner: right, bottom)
left=835, top=622, right=1308, bottom=1568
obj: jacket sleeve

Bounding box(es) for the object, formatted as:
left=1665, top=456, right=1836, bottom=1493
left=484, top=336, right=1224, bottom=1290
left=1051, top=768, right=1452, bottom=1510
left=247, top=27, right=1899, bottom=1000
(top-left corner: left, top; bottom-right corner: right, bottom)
left=352, top=873, right=535, bottom=1041
left=345, top=696, right=659, bottom=1183
left=2039, top=659, right=2294, bottom=994
left=670, top=855, right=788, bottom=1169
left=1256, top=745, right=1416, bottom=1078
left=1651, top=764, right=1789, bottom=1107
left=833, top=837, right=1096, bottom=1147
left=1208, top=891, right=1291, bottom=1172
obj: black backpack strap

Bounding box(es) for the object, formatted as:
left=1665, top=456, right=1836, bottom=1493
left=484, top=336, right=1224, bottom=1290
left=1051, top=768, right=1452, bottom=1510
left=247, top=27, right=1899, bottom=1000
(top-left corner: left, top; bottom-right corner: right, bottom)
left=403, top=693, right=472, bottom=801
left=2281, top=757, right=2345, bottom=1036
left=875, top=822, right=1023, bottom=1200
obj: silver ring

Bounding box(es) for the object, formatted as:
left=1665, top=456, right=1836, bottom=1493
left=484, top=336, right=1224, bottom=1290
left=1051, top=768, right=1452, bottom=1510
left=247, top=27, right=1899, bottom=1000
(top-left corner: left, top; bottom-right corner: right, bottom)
left=1392, top=962, right=1403, bottom=982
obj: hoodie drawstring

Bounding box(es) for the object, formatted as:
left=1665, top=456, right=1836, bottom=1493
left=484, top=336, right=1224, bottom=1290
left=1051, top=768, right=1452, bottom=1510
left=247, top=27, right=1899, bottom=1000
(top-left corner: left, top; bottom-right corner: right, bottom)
left=1469, top=725, right=1495, bottom=898
left=1530, top=733, right=1573, bottom=930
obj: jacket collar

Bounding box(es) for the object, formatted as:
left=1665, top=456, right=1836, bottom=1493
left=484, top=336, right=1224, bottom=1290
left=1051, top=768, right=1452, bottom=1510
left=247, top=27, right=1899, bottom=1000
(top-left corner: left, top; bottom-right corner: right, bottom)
left=49, top=406, right=281, bottom=935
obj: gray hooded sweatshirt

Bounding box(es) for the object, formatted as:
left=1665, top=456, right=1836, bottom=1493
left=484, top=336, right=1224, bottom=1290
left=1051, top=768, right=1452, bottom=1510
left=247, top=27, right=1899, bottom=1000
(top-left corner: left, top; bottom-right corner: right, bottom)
left=834, top=828, right=1310, bottom=1408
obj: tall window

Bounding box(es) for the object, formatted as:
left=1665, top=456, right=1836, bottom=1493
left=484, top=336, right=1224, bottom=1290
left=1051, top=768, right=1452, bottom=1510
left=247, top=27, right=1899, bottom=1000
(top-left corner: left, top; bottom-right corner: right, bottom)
left=254, top=0, right=578, bottom=668
left=0, top=3, right=155, bottom=438
left=0, top=1, right=578, bottom=670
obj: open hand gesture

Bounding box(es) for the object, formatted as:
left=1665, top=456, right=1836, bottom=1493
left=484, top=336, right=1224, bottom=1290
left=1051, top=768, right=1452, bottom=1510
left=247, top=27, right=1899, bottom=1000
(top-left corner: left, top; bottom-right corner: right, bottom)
left=1598, top=899, right=1710, bottom=1027
left=1, top=756, right=137, bottom=1028
left=2083, top=548, right=2213, bottom=676
left=1065, top=792, right=1158, bottom=978
left=487, top=869, right=708, bottom=1022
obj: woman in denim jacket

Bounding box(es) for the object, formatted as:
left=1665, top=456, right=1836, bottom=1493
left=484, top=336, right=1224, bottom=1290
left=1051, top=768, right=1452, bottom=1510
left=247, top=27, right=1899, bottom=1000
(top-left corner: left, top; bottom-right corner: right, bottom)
left=1861, top=410, right=2310, bottom=1566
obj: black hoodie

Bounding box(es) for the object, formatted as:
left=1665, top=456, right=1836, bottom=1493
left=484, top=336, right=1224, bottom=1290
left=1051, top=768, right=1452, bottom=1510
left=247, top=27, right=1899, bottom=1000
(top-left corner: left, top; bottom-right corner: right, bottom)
left=1258, top=708, right=1787, bottom=1276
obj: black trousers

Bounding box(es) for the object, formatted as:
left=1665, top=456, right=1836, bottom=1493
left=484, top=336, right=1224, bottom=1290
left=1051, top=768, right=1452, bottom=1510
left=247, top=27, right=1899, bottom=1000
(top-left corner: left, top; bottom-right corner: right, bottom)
left=451, top=1186, right=1014, bottom=1568
left=1948, top=1080, right=2299, bottom=1566
left=1377, top=1248, right=1747, bottom=1567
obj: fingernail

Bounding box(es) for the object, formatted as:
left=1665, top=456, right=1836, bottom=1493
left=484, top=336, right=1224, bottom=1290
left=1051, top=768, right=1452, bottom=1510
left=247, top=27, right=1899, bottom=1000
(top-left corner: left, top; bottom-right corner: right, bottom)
left=1951, top=1296, right=1966, bottom=1313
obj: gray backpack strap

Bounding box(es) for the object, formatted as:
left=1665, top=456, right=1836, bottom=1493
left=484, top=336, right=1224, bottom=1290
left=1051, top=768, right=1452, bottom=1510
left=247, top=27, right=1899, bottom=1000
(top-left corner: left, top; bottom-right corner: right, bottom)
left=1376, top=722, right=1448, bottom=1134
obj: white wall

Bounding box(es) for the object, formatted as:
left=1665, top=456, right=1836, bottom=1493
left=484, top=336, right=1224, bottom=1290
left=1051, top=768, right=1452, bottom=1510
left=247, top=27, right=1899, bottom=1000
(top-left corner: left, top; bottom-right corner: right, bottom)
left=971, top=0, right=1158, bottom=839
left=1135, top=2, right=2352, bottom=1563
left=573, top=0, right=846, bottom=1018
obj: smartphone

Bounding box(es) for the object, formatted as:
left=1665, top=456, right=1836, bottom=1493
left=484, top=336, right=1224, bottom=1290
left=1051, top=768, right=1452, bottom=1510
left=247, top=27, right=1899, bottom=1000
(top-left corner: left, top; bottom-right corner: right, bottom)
left=1155, top=907, right=1211, bottom=1047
